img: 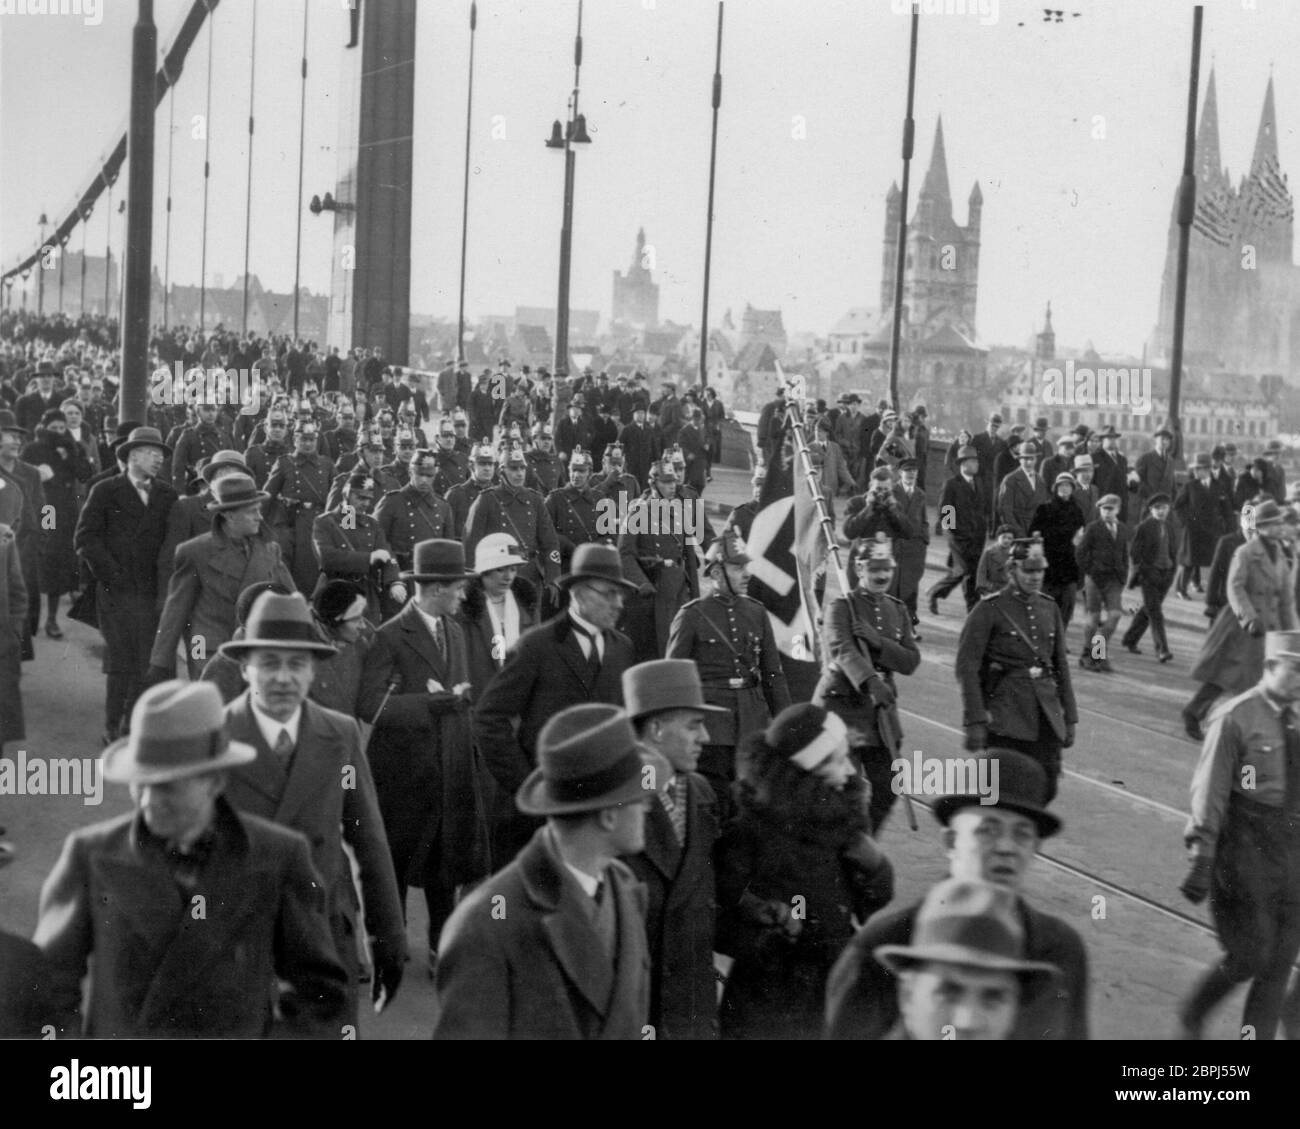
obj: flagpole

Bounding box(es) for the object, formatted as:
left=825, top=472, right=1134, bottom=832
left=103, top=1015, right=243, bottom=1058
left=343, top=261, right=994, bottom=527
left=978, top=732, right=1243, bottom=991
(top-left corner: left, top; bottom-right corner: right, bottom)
left=698, top=1, right=724, bottom=390
left=1166, top=5, right=1203, bottom=460
left=887, top=3, right=920, bottom=413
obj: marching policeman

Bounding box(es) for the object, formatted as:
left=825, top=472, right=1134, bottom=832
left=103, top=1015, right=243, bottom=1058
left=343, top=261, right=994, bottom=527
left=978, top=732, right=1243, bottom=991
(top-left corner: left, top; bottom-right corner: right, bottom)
left=591, top=440, right=640, bottom=507
left=170, top=403, right=231, bottom=494
left=451, top=409, right=473, bottom=455
left=447, top=443, right=497, bottom=538
left=813, top=532, right=921, bottom=832
left=244, top=412, right=291, bottom=488
left=620, top=454, right=704, bottom=664
left=264, top=421, right=336, bottom=594
left=312, top=473, right=408, bottom=622
left=431, top=418, right=470, bottom=496
left=955, top=537, right=1078, bottom=804
left=374, top=449, right=456, bottom=573
left=666, top=530, right=790, bottom=813
left=463, top=445, right=562, bottom=597
left=545, top=448, right=613, bottom=574
left=380, top=425, right=419, bottom=488
left=1179, top=630, right=1300, bottom=1040
left=525, top=422, right=563, bottom=495
left=325, top=431, right=402, bottom=512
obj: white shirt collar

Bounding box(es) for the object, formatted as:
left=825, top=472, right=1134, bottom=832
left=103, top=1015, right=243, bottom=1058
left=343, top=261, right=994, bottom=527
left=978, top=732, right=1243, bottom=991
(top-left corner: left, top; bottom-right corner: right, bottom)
left=569, top=607, right=604, bottom=658
left=250, top=698, right=303, bottom=751
left=564, top=861, right=602, bottom=899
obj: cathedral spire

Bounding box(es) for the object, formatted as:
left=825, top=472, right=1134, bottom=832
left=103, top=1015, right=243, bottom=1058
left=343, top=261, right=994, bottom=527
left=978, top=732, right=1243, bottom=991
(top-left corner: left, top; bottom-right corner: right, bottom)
left=1250, top=75, right=1279, bottom=177
left=1196, top=66, right=1223, bottom=185
left=919, top=116, right=952, bottom=209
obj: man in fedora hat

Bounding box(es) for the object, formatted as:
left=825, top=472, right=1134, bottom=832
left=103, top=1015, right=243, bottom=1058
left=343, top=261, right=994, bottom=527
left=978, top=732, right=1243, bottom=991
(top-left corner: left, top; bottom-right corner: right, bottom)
left=1186, top=499, right=1297, bottom=741
left=997, top=439, right=1050, bottom=540
left=668, top=530, right=790, bottom=815
left=1120, top=493, right=1177, bottom=663
left=927, top=443, right=987, bottom=615
left=826, top=748, right=1088, bottom=1039
left=0, top=507, right=26, bottom=750
left=434, top=703, right=664, bottom=1039
left=1091, top=425, right=1131, bottom=523
left=621, top=660, right=726, bottom=1039
left=1174, top=452, right=1227, bottom=600
left=148, top=473, right=296, bottom=682
left=871, top=878, right=1062, bottom=1040
left=219, top=592, right=407, bottom=1024
left=1070, top=452, right=1099, bottom=525
left=0, top=826, right=52, bottom=1036
left=1260, top=438, right=1287, bottom=504
left=1076, top=494, right=1131, bottom=673
left=75, top=427, right=179, bottom=743
left=0, top=408, right=44, bottom=652
left=474, top=542, right=638, bottom=865
left=156, top=448, right=249, bottom=592
left=955, top=538, right=1077, bottom=803
left=34, top=680, right=350, bottom=1037
left=1179, top=631, right=1300, bottom=1039
left=358, top=539, right=489, bottom=971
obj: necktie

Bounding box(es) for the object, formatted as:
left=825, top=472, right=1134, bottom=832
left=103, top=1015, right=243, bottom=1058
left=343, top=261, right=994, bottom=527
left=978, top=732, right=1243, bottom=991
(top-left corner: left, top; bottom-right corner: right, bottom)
left=1282, top=707, right=1300, bottom=813
left=573, top=622, right=601, bottom=678
left=273, top=728, right=294, bottom=762
left=663, top=777, right=688, bottom=844
left=432, top=617, right=446, bottom=662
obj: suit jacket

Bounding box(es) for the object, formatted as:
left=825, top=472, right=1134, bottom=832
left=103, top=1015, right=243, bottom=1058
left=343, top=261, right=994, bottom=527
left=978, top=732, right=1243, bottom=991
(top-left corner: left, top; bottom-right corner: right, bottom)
left=997, top=468, right=1050, bottom=538
left=825, top=895, right=1089, bottom=1040
left=473, top=612, right=634, bottom=796
left=155, top=492, right=214, bottom=595
left=622, top=775, right=720, bottom=1040
left=357, top=601, right=489, bottom=885
left=74, top=472, right=177, bottom=602
left=433, top=826, right=651, bottom=1040
left=1127, top=517, right=1176, bottom=585
left=34, top=800, right=348, bottom=1038
left=1134, top=449, right=1176, bottom=506
left=1075, top=518, right=1132, bottom=585
left=937, top=473, right=988, bottom=553
left=222, top=693, right=406, bottom=976
left=0, top=930, right=50, bottom=1036
left=149, top=525, right=295, bottom=669
left=1204, top=530, right=1247, bottom=619
left=1091, top=449, right=1130, bottom=521
left=1174, top=478, right=1226, bottom=567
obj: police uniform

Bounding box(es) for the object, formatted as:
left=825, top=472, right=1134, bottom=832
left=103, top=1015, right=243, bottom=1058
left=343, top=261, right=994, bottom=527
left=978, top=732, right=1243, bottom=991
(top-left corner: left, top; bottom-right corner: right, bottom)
left=375, top=483, right=456, bottom=572
left=954, top=540, right=1078, bottom=803
left=244, top=440, right=289, bottom=489
left=666, top=539, right=790, bottom=809
left=170, top=423, right=229, bottom=494
left=619, top=463, right=703, bottom=663
left=812, top=534, right=921, bottom=831
left=325, top=464, right=402, bottom=513
left=592, top=469, right=640, bottom=508
left=264, top=444, right=336, bottom=594
left=463, top=467, right=562, bottom=592
left=525, top=448, right=562, bottom=496
left=447, top=477, right=491, bottom=539
left=1180, top=640, right=1300, bottom=1039
left=545, top=468, right=613, bottom=572
left=432, top=447, right=470, bottom=496
left=311, top=500, right=402, bottom=623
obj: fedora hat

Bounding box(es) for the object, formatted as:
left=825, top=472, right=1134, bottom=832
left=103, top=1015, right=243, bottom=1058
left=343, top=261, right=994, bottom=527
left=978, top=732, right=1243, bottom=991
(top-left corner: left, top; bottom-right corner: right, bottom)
left=558, top=543, right=638, bottom=592
left=1072, top=454, right=1094, bottom=471
left=1096, top=425, right=1120, bottom=439
left=874, top=879, right=1061, bottom=984
left=1266, top=631, right=1300, bottom=662
left=206, top=473, right=270, bottom=512
left=117, top=426, right=172, bottom=457
left=219, top=592, right=338, bottom=658
left=0, top=409, right=28, bottom=437
left=516, top=704, right=671, bottom=816
left=932, top=748, right=1061, bottom=838
left=200, top=449, right=248, bottom=482
left=1251, top=499, right=1285, bottom=526
left=622, top=660, right=729, bottom=722
left=401, top=538, right=474, bottom=583
left=473, top=532, right=529, bottom=575
left=102, top=681, right=256, bottom=785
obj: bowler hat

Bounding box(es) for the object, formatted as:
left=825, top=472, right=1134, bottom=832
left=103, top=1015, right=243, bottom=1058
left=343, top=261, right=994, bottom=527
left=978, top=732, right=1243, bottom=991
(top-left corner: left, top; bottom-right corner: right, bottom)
left=622, top=660, right=728, bottom=721
left=207, top=473, right=270, bottom=512
left=219, top=592, right=338, bottom=658
left=1154, top=428, right=1174, bottom=441
left=102, top=681, right=256, bottom=785
left=516, top=704, right=670, bottom=816
left=1191, top=452, right=1211, bottom=470
left=1017, top=439, right=1041, bottom=458
left=117, top=426, right=172, bottom=457
left=558, top=543, right=638, bottom=592
left=931, top=747, right=1061, bottom=837
left=0, top=409, right=28, bottom=437
left=874, top=878, right=1061, bottom=984
left=1250, top=499, right=1285, bottom=526
left=401, top=538, right=475, bottom=583
left=1033, top=417, right=1049, bottom=430
left=200, top=449, right=248, bottom=482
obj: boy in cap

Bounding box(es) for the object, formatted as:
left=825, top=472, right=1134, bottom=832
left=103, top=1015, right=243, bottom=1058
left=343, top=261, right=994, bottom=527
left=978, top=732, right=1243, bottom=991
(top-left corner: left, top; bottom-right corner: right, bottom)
left=1179, top=631, right=1300, bottom=1039
left=1120, top=493, right=1176, bottom=663
left=1075, top=494, right=1131, bottom=673
left=826, top=748, right=1088, bottom=1040
left=433, top=704, right=665, bottom=1039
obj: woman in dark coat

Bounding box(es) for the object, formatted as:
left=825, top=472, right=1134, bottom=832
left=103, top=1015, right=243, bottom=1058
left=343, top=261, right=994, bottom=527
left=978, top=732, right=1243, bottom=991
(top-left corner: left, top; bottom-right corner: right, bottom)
left=22, top=409, right=92, bottom=638
left=1173, top=454, right=1227, bottom=598
left=716, top=704, right=894, bottom=1040
left=1030, top=473, right=1085, bottom=628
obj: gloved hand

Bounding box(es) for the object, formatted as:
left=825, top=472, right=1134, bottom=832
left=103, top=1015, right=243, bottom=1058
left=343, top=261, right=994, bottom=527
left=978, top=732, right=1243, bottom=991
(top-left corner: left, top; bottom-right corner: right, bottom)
left=370, top=549, right=392, bottom=565
left=964, top=723, right=988, bottom=752
left=1063, top=722, right=1076, bottom=749
left=388, top=582, right=408, bottom=603
left=864, top=675, right=895, bottom=709
left=1245, top=618, right=1265, bottom=638
left=371, top=950, right=404, bottom=1012
left=1180, top=856, right=1213, bottom=905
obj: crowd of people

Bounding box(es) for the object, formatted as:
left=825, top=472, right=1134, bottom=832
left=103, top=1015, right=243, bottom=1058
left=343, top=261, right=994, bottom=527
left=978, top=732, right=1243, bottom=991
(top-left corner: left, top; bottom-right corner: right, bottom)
left=0, top=318, right=1297, bottom=1041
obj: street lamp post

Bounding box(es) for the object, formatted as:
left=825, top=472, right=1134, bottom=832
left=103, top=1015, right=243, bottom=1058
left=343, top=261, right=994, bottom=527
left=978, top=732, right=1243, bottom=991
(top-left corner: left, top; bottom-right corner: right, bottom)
left=37, top=213, right=48, bottom=317
left=456, top=1, right=478, bottom=366
left=546, top=0, right=592, bottom=376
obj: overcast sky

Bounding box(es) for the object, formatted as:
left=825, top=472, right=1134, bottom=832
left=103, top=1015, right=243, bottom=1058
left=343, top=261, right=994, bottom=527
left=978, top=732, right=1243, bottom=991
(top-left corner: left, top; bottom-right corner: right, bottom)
left=2, top=0, right=1297, bottom=355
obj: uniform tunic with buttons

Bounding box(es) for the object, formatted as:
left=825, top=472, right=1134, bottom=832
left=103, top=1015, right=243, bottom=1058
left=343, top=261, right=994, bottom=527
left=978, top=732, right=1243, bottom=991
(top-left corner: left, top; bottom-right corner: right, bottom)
left=592, top=471, right=640, bottom=508
left=446, top=479, right=490, bottom=539
left=244, top=441, right=288, bottom=489
left=325, top=466, right=403, bottom=514
left=545, top=483, right=613, bottom=571
left=464, top=483, right=561, bottom=589
left=265, top=452, right=336, bottom=594
left=619, top=490, right=703, bottom=662
left=374, top=485, right=455, bottom=572
left=667, top=592, right=791, bottom=750
left=432, top=450, right=470, bottom=496
left=311, top=509, right=400, bottom=623
left=526, top=451, right=562, bottom=496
